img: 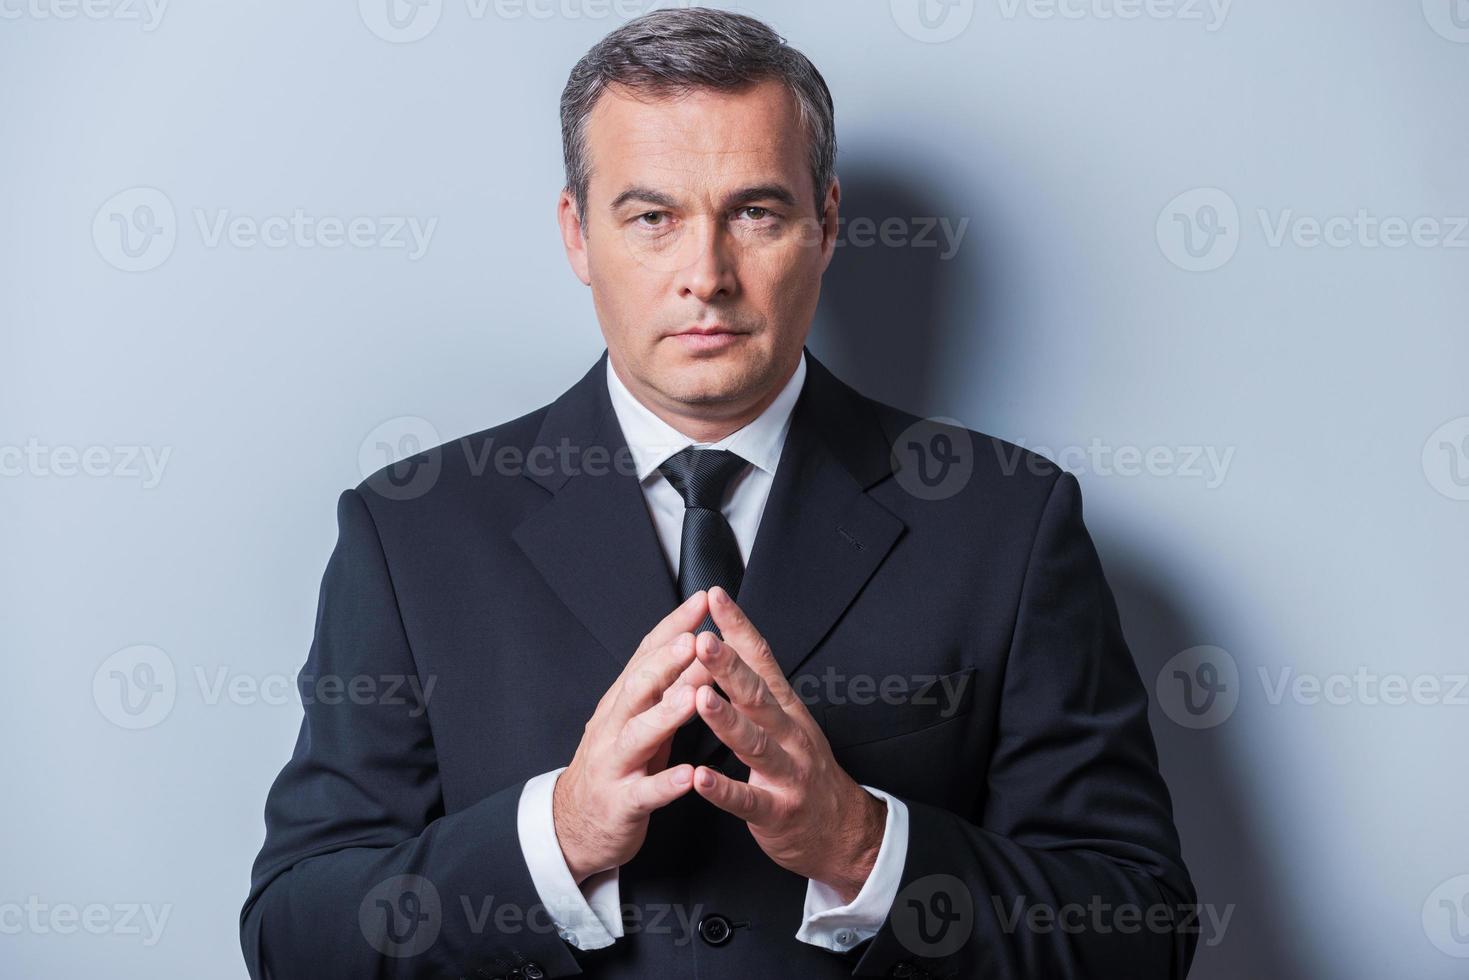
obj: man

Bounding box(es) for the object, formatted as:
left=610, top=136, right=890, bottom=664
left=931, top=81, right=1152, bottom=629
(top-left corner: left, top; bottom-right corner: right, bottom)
left=242, top=8, right=1197, bottom=978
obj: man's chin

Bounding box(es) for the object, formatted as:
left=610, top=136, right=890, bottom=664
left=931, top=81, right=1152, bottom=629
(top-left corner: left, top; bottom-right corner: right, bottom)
left=655, top=355, right=757, bottom=406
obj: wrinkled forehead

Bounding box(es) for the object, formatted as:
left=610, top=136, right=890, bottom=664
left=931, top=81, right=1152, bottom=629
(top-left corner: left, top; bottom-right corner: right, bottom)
left=582, top=80, right=811, bottom=209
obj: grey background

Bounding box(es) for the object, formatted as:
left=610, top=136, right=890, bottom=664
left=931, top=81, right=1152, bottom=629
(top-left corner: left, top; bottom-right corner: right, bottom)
left=3, top=1, right=1467, bottom=976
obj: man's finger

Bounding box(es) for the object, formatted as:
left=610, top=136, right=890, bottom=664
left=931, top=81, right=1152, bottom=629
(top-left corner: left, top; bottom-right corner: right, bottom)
left=695, top=684, right=796, bottom=779
left=626, top=764, right=696, bottom=815
left=707, top=586, right=799, bottom=709
left=691, top=765, right=779, bottom=825
left=670, top=657, right=717, bottom=697
left=694, top=631, right=792, bottom=738
left=609, top=636, right=696, bottom=729
left=605, top=591, right=707, bottom=717
left=632, top=590, right=710, bottom=666
left=616, top=682, right=698, bottom=765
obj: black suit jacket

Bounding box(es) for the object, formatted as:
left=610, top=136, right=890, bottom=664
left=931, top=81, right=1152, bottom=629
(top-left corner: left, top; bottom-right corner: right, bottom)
left=242, top=348, right=1197, bottom=979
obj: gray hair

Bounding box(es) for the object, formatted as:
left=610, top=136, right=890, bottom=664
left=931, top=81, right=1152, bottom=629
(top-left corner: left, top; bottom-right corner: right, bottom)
left=560, top=7, right=836, bottom=224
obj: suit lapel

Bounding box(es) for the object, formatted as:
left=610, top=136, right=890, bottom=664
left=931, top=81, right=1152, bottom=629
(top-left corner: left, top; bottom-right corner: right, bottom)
left=511, top=351, right=681, bottom=672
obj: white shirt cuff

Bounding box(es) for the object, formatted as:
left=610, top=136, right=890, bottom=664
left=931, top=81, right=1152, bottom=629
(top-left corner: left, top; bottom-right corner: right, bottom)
left=794, top=785, right=909, bottom=953
left=516, top=767, right=624, bottom=950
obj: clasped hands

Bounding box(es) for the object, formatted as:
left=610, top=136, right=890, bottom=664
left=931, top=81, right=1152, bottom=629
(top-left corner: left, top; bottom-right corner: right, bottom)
left=552, top=586, right=886, bottom=905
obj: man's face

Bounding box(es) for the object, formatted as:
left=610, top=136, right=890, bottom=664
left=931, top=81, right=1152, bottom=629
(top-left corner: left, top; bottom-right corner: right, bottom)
left=559, top=79, right=839, bottom=425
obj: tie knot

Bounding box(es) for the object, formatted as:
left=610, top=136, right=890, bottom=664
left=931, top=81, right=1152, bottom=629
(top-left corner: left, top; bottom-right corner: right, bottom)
left=658, top=447, right=749, bottom=511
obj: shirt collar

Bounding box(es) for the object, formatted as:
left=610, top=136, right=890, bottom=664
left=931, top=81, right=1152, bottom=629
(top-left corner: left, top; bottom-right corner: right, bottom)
left=605, top=350, right=808, bottom=483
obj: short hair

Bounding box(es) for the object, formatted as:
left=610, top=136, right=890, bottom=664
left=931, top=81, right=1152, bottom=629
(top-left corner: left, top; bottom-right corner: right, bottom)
left=560, top=7, right=836, bottom=224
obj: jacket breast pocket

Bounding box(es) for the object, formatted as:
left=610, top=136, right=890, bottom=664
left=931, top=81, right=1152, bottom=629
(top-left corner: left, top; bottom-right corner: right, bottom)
left=819, top=667, right=978, bottom=749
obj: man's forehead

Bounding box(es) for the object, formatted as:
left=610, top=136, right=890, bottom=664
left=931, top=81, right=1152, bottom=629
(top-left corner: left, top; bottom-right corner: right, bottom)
left=585, top=81, right=806, bottom=192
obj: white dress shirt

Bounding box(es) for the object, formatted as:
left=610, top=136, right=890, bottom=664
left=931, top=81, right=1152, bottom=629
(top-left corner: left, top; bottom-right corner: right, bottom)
left=515, top=350, right=909, bottom=954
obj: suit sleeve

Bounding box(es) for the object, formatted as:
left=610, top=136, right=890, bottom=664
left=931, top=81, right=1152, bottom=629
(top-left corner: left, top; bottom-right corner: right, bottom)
left=852, top=471, right=1198, bottom=979
left=239, top=488, right=584, bottom=978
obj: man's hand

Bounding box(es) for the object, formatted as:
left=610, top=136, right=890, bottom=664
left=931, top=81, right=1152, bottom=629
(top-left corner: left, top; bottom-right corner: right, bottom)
left=690, top=586, right=888, bottom=904
left=552, top=590, right=711, bottom=884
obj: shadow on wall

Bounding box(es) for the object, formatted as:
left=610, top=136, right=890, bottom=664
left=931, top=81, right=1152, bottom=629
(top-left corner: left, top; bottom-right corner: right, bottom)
left=1098, top=533, right=1316, bottom=980
left=812, top=165, right=1317, bottom=979
left=807, top=164, right=987, bottom=416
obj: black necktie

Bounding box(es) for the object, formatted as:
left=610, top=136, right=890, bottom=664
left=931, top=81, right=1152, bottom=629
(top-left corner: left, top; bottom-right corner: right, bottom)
left=658, top=447, right=749, bottom=636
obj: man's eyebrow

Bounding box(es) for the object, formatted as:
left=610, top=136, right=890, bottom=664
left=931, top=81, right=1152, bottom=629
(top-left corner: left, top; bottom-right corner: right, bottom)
left=723, top=184, right=799, bottom=209
left=607, top=183, right=801, bottom=212
left=609, top=187, right=680, bottom=211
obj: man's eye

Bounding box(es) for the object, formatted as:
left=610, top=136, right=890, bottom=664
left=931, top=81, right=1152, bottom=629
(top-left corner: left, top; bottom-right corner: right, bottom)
left=637, top=212, right=667, bottom=226
left=739, top=207, right=772, bottom=221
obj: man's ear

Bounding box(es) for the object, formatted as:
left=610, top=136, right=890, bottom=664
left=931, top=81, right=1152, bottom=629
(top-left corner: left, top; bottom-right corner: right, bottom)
left=818, top=176, right=841, bottom=273
left=558, top=189, right=592, bottom=285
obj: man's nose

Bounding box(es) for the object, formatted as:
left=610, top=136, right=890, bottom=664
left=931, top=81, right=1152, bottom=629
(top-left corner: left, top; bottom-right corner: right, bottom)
left=674, top=218, right=738, bottom=303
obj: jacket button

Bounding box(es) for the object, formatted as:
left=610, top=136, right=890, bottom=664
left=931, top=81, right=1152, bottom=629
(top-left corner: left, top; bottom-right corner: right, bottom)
left=697, top=913, right=733, bottom=946
left=523, top=965, right=545, bottom=980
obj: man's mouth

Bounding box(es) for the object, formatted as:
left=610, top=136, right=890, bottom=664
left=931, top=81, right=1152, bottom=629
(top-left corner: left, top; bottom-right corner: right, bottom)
left=668, top=326, right=747, bottom=351
left=673, top=325, right=740, bottom=337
